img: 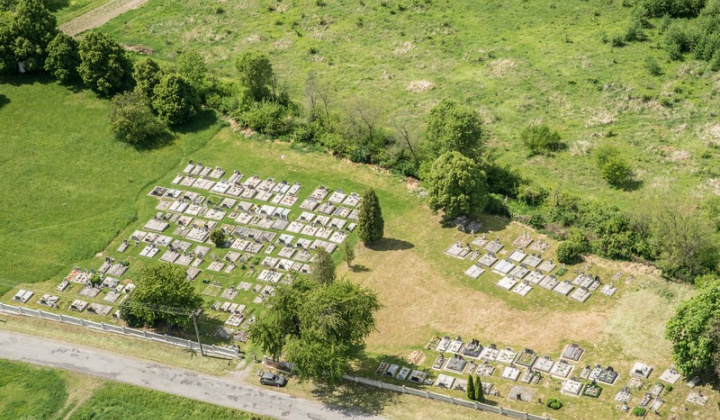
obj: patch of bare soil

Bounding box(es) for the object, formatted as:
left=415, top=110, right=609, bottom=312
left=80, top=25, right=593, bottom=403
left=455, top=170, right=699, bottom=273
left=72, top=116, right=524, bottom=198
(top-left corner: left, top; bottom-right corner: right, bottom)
left=406, top=80, right=434, bottom=92
left=60, top=0, right=150, bottom=37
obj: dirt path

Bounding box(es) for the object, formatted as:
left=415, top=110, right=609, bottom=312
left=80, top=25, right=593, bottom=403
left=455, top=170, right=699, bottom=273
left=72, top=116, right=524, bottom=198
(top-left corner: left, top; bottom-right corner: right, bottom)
left=59, top=0, right=149, bottom=37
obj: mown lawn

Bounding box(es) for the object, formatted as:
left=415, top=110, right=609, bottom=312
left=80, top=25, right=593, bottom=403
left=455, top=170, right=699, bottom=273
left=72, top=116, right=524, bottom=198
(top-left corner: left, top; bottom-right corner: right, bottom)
left=0, top=360, right=67, bottom=420
left=0, top=75, right=224, bottom=293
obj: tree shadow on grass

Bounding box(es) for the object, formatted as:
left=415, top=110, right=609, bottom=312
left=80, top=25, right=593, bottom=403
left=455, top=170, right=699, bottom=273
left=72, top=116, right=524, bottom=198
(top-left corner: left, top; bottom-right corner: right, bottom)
left=0, top=71, right=55, bottom=87
left=173, top=109, right=221, bottom=135
left=618, top=178, right=643, bottom=192
left=128, top=130, right=176, bottom=152
left=0, top=94, right=9, bottom=110
left=351, top=264, right=371, bottom=273
left=367, top=238, right=414, bottom=251
left=311, top=379, right=399, bottom=418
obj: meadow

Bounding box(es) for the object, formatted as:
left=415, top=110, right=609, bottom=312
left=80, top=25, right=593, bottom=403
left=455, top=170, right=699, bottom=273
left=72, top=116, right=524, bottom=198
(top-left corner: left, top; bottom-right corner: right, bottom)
left=96, top=0, right=720, bottom=212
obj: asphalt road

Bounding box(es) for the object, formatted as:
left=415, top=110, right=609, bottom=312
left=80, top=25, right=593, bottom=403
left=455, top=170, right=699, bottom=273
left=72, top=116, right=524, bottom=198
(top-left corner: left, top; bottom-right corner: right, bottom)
left=0, top=330, right=387, bottom=420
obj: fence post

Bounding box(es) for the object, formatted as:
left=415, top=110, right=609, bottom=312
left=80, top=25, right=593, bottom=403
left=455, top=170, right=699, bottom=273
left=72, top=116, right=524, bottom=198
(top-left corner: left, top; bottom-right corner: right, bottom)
left=101, top=323, right=107, bottom=331
left=18, top=306, right=25, bottom=315
left=499, top=407, right=504, bottom=415
left=401, top=385, right=406, bottom=394
left=122, top=326, right=126, bottom=334
left=80, top=318, right=86, bottom=326
left=59, top=313, right=64, bottom=322
left=524, top=413, right=529, bottom=420
left=451, top=397, right=455, bottom=405
left=142, top=330, right=148, bottom=338
left=475, top=401, right=479, bottom=410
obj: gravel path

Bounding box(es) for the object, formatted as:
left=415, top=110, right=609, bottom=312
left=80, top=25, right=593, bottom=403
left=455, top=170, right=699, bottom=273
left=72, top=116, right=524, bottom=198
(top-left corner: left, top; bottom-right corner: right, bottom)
left=0, top=330, right=388, bottom=420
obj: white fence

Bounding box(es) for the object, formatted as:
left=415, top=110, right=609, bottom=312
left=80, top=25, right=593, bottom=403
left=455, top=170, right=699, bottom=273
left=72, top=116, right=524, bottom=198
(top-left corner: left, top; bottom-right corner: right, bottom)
left=0, top=303, right=238, bottom=359
left=343, top=375, right=554, bottom=420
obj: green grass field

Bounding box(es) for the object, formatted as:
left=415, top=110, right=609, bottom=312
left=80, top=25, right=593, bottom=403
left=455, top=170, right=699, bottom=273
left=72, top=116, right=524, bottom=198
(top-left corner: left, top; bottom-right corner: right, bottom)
left=0, top=360, right=67, bottom=420
left=97, top=0, right=720, bottom=211
left=0, top=75, right=224, bottom=293
left=0, top=359, right=267, bottom=420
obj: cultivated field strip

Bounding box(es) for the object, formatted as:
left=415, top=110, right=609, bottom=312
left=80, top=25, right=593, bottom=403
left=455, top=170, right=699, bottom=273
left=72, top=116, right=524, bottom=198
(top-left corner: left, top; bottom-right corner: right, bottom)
left=60, top=0, right=149, bottom=37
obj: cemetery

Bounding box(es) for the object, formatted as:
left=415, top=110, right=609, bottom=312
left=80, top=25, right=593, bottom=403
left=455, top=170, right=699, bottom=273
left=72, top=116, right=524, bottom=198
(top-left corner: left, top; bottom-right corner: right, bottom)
left=444, top=229, right=623, bottom=306
left=1, top=160, right=363, bottom=355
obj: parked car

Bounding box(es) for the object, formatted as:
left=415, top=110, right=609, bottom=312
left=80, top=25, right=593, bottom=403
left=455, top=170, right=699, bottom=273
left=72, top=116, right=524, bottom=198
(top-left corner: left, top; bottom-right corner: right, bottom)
left=259, top=372, right=287, bottom=387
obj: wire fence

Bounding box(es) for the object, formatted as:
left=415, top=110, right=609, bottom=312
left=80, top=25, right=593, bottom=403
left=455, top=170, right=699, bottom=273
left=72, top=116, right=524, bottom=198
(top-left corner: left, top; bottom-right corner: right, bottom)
left=0, top=302, right=238, bottom=359
left=343, top=375, right=555, bottom=420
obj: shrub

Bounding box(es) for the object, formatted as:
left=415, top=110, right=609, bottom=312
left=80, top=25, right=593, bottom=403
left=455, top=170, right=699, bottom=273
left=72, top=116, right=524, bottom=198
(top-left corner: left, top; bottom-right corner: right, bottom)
left=601, top=156, right=633, bottom=188
left=557, top=241, right=584, bottom=264
left=520, top=124, right=562, bottom=155
left=546, top=397, right=563, bottom=410
left=645, top=56, right=663, bottom=75
left=632, top=406, right=647, bottom=416
left=237, top=100, right=293, bottom=136
left=210, top=229, right=226, bottom=247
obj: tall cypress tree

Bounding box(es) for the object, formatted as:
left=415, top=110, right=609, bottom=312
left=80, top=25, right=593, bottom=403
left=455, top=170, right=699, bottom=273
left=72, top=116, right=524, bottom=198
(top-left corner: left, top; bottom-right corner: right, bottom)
left=358, top=188, right=384, bottom=245
left=466, top=374, right=476, bottom=400
left=475, top=375, right=484, bottom=402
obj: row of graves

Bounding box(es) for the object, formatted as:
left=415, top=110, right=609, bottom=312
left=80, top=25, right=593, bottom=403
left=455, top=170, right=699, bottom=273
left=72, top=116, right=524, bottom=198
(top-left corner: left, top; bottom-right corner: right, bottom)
left=375, top=334, right=704, bottom=414
left=446, top=232, right=620, bottom=303
left=117, top=161, right=363, bottom=334
left=10, top=263, right=136, bottom=319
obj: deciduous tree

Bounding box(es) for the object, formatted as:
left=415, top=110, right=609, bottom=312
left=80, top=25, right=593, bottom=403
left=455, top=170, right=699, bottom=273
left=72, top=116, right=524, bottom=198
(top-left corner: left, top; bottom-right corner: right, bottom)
left=152, top=73, right=200, bottom=125
left=426, top=151, right=489, bottom=219
left=341, top=241, right=355, bottom=269
left=133, top=58, right=164, bottom=99
left=108, top=90, right=166, bottom=146
left=120, top=264, right=203, bottom=329
left=78, top=31, right=133, bottom=96
left=7, top=0, right=57, bottom=71
left=235, top=51, right=273, bottom=101
left=666, top=281, right=720, bottom=376
left=422, top=99, right=485, bottom=162
left=249, top=278, right=381, bottom=383
left=44, top=32, right=79, bottom=84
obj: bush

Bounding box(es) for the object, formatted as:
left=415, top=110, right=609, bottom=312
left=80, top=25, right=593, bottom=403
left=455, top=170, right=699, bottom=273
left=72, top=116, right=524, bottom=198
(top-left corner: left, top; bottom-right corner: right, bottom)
left=546, top=397, right=563, bottom=410
left=557, top=240, right=584, bottom=264
left=210, top=229, right=226, bottom=247
left=631, top=406, right=647, bottom=416
left=520, top=124, right=562, bottom=155
left=645, top=56, right=663, bottom=76
left=237, top=100, right=293, bottom=136
left=518, top=184, right=548, bottom=206
left=601, top=156, right=633, bottom=188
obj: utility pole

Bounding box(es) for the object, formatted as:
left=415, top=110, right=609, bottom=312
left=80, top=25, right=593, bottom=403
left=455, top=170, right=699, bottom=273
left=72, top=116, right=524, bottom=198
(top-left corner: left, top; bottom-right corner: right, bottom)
left=191, top=309, right=204, bottom=356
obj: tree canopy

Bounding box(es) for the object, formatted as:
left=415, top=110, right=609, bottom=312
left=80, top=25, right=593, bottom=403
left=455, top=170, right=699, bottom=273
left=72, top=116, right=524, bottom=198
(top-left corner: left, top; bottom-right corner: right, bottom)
left=310, top=248, right=336, bottom=286
left=422, top=99, right=485, bottom=162
left=249, top=277, right=380, bottom=383
left=133, top=58, right=164, bottom=100
left=78, top=31, right=133, bottom=96
left=176, top=50, right=208, bottom=97
left=426, top=151, right=489, bottom=219
left=152, top=73, right=201, bottom=126
left=357, top=188, right=384, bottom=245
left=120, top=264, right=203, bottom=329
left=666, top=280, right=720, bottom=376
left=235, top=51, right=274, bottom=102
left=108, top=90, right=167, bottom=146
left=6, top=0, right=57, bottom=71
left=44, top=32, right=79, bottom=84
